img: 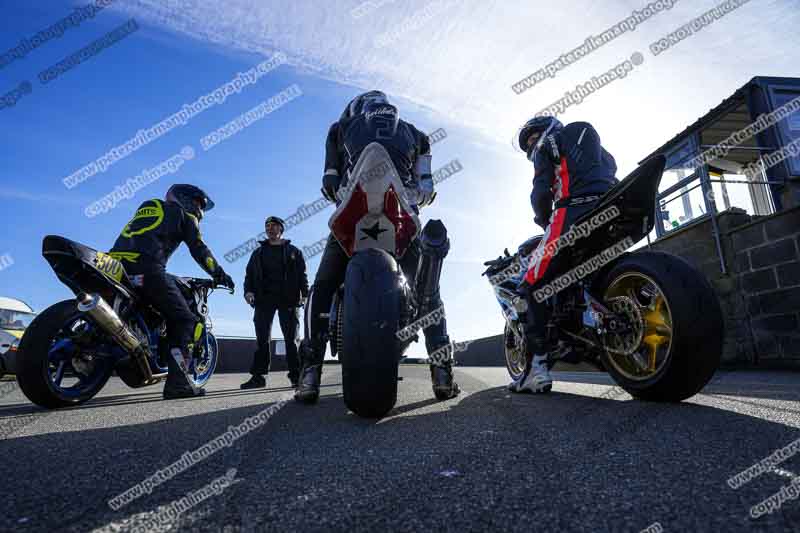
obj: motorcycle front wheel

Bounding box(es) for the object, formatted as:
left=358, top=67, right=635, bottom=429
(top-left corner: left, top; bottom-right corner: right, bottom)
left=192, top=331, right=218, bottom=387
left=504, top=321, right=527, bottom=381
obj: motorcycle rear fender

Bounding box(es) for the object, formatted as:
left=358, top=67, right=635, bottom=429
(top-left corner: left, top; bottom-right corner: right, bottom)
left=588, top=252, right=632, bottom=296
left=42, top=235, right=137, bottom=304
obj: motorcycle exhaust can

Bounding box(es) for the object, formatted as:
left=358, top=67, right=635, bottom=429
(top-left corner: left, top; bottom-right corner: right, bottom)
left=77, top=293, right=156, bottom=384
left=415, top=219, right=450, bottom=312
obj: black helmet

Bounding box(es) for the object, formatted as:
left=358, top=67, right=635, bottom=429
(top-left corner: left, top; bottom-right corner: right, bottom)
left=341, top=90, right=389, bottom=120
left=518, top=116, right=563, bottom=160
left=165, top=184, right=215, bottom=221
left=265, top=215, right=286, bottom=233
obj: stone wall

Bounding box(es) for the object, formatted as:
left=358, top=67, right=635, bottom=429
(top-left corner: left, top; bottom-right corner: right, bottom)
left=729, top=207, right=800, bottom=365
left=649, top=206, right=800, bottom=366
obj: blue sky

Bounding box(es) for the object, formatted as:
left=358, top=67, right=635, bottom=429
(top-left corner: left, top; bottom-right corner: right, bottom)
left=0, top=0, right=798, bottom=353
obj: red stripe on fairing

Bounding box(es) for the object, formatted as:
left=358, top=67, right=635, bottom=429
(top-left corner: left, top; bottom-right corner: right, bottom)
left=330, top=185, right=369, bottom=256
left=330, top=184, right=417, bottom=258
left=383, top=185, right=417, bottom=257
left=524, top=208, right=567, bottom=285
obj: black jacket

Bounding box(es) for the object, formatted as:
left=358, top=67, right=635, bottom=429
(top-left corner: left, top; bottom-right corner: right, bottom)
left=324, top=105, right=431, bottom=190
left=244, top=240, right=309, bottom=307
left=531, top=121, right=618, bottom=227
left=110, top=198, right=221, bottom=275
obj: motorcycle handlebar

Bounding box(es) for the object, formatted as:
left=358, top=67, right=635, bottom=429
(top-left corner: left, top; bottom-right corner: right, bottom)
left=481, top=254, right=516, bottom=276
left=192, top=278, right=235, bottom=294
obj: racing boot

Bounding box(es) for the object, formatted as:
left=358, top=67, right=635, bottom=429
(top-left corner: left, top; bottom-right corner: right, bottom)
left=294, top=340, right=322, bottom=404
left=423, top=317, right=460, bottom=400
left=423, top=321, right=460, bottom=401
left=508, top=353, right=552, bottom=394
left=430, top=362, right=460, bottom=400
left=163, top=348, right=206, bottom=399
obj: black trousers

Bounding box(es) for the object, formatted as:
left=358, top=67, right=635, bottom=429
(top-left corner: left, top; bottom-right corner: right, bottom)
left=304, top=234, right=450, bottom=366
left=250, top=299, right=301, bottom=382
left=134, top=269, right=196, bottom=352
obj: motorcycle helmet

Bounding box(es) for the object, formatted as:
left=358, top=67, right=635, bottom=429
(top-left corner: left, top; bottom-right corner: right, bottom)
left=165, top=184, right=215, bottom=221
left=341, top=90, right=390, bottom=120
left=518, top=116, right=563, bottom=161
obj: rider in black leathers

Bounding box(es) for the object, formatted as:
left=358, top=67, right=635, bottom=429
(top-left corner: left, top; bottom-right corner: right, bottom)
left=295, top=90, right=460, bottom=404
left=110, top=184, right=234, bottom=399
left=511, top=117, right=618, bottom=394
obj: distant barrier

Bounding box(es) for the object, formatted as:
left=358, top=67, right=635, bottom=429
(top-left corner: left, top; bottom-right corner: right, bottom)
left=215, top=335, right=507, bottom=372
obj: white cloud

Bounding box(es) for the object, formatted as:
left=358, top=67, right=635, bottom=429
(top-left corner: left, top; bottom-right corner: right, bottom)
left=114, top=0, right=798, bottom=167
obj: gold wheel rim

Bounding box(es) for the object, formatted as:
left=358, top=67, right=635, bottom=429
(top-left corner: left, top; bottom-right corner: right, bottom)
left=603, top=272, right=673, bottom=381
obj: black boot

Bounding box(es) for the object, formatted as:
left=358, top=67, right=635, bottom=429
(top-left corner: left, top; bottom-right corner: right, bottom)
left=430, top=363, right=460, bottom=400
left=294, top=339, right=323, bottom=403
left=240, top=374, right=267, bottom=390
left=163, top=349, right=206, bottom=400
left=294, top=364, right=321, bottom=404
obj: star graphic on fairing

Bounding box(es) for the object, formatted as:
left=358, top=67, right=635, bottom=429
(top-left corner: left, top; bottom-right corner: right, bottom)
left=360, top=221, right=389, bottom=241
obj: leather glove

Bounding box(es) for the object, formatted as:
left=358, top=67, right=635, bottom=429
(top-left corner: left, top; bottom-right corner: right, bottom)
left=213, top=268, right=235, bottom=290
left=245, top=292, right=255, bottom=307
left=322, top=173, right=341, bottom=203
left=534, top=216, right=550, bottom=231
left=417, top=177, right=435, bottom=207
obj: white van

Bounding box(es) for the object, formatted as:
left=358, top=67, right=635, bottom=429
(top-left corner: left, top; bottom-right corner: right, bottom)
left=0, top=297, right=36, bottom=377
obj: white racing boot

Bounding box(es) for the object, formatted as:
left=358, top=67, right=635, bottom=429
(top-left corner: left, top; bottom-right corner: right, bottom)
left=508, top=354, right=552, bottom=394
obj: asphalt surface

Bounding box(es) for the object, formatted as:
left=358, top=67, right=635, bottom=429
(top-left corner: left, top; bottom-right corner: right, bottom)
left=1, top=367, right=799, bottom=533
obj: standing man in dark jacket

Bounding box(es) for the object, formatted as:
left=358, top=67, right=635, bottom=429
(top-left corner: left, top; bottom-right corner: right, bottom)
left=240, top=216, right=309, bottom=389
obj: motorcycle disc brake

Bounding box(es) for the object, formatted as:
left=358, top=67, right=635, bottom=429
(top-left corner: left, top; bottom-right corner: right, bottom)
left=602, top=296, right=644, bottom=357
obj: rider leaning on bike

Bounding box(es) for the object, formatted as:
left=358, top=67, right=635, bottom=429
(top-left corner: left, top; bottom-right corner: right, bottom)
left=511, top=116, right=619, bottom=394
left=110, top=184, right=235, bottom=400
left=294, top=90, right=461, bottom=404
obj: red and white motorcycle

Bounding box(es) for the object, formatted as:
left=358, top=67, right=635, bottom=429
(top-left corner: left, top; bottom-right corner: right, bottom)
left=325, top=142, right=445, bottom=418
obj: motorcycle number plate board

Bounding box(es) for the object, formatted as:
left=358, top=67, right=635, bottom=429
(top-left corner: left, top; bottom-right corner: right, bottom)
left=95, top=252, right=124, bottom=283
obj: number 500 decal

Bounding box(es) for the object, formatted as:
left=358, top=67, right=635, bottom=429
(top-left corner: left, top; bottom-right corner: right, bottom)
left=95, top=252, right=124, bottom=283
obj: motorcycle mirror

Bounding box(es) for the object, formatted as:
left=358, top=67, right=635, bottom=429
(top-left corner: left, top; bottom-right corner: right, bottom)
left=504, top=248, right=510, bottom=257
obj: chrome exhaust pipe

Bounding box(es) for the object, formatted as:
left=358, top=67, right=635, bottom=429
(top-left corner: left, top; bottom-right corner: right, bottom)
left=77, top=293, right=156, bottom=384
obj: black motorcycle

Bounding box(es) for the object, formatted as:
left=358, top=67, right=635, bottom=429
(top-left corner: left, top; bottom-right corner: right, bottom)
left=15, top=236, right=232, bottom=408
left=483, top=155, right=723, bottom=401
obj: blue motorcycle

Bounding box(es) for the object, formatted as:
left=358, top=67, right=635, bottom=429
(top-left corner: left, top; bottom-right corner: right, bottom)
left=15, top=236, right=232, bottom=408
